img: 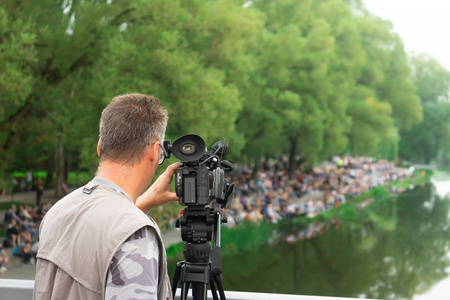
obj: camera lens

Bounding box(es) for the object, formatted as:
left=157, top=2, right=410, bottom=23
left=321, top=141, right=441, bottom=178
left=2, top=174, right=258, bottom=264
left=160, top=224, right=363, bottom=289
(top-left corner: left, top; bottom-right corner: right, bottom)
left=181, top=143, right=196, bottom=155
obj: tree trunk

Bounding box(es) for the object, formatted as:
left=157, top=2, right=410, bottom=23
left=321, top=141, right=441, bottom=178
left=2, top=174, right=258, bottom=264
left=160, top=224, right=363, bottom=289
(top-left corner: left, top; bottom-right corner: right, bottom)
left=250, top=159, right=259, bottom=180
left=64, top=152, right=71, bottom=183
left=55, top=134, right=64, bottom=198
left=288, top=137, right=298, bottom=177
left=45, top=151, right=54, bottom=189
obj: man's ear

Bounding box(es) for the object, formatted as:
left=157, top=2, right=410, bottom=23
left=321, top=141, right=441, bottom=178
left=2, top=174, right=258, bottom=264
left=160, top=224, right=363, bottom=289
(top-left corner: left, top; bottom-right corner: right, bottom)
left=97, top=139, right=101, bottom=157
left=144, top=142, right=159, bottom=166
left=149, top=141, right=159, bottom=165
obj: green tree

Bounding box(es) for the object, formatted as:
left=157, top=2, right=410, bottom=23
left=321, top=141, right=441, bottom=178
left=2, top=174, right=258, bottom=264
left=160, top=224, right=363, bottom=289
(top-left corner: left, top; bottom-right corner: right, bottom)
left=0, top=0, right=429, bottom=194
left=347, top=13, right=421, bottom=159
left=399, top=54, right=450, bottom=164
left=0, top=8, right=37, bottom=177
left=250, top=0, right=362, bottom=173
left=0, top=0, right=123, bottom=196
left=0, top=0, right=249, bottom=194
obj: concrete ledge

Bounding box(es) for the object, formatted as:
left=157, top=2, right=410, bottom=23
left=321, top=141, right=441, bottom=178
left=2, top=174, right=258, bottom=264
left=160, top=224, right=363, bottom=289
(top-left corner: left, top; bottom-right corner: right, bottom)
left=0, top=279, right=377, bottom=300
left=0, top=279, right=34, bottom=300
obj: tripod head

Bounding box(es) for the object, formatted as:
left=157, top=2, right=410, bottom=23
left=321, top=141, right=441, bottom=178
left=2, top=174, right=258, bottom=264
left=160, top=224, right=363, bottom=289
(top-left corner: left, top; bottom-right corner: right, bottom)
left=176, top=206, right=227, bottom=244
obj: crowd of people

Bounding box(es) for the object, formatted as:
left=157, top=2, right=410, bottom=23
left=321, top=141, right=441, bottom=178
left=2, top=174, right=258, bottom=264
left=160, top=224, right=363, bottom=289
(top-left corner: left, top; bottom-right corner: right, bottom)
left=0, top=203, right=50, bottom=272
left=220, top=156, right=414, bottom=227
left=1, top=155, right=414, bottom=272
left=0, top=170, right=50, bottom=272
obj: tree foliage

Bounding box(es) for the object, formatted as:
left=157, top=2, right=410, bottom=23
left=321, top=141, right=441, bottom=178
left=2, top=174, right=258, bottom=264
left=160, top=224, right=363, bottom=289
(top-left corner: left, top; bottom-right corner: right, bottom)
left=0, top=0, right=432, bottom=186
left=399, top=54, right=450, bottom=164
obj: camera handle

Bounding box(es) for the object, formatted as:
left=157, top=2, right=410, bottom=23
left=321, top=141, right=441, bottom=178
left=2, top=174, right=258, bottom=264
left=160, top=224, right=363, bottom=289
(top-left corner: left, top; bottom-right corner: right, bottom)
left=172, top=207, right=227, bottom=300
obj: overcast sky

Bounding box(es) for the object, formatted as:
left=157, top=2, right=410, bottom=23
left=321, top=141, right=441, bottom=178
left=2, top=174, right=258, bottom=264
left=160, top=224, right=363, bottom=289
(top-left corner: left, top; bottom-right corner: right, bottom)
left=359, top=5, right=450, bottom=298
left=363, top=0, right=450, bottom=70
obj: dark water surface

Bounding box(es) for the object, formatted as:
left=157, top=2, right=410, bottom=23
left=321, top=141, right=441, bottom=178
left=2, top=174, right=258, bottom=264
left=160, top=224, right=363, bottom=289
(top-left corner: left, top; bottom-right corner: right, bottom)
left=169, top=181, right=450, bottom=299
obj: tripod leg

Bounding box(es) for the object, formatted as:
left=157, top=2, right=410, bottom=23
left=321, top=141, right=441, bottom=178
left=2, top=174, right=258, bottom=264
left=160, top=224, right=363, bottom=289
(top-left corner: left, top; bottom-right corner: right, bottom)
left=192, top=282, right=208, bottom=300
left=192, top=283, right=199, bottom=300
left=172, top=263, right=182, bottom=299
left=181, top=282, right=189, bottom=300
left=203, top=283, right=208, bottom=300
left=214, top=275, right=226, bottom=300
left=210, top=279, right=219, bottom=300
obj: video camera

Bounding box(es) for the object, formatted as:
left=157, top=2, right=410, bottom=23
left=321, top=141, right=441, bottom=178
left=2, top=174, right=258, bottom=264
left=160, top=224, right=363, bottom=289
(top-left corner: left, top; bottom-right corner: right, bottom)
left=162, top=134, right=235, bottom=209
left=164, top=134, right=233, bottom=300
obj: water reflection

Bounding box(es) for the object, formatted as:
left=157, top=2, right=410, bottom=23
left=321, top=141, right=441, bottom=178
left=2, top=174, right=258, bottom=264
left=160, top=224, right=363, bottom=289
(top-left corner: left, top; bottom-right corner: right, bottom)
left=282, top=220, right=339, bottom=244
left=221, top=183, right=450, bottom=299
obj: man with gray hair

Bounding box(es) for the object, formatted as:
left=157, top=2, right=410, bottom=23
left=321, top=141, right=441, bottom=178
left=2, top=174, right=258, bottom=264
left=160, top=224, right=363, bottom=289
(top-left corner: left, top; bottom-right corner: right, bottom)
left=34, top=93, right=179, bottom=300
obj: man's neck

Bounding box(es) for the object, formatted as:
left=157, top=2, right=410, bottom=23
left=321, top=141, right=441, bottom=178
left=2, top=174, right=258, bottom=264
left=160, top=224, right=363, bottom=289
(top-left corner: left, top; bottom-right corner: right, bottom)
left=96, top=161, right=145, bottom=203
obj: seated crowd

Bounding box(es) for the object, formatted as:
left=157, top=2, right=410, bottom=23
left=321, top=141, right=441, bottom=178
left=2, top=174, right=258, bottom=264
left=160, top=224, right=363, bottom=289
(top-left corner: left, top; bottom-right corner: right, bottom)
left=220, top=156, right=414, bottom=227
left=1, top=202, right=50, bottom=271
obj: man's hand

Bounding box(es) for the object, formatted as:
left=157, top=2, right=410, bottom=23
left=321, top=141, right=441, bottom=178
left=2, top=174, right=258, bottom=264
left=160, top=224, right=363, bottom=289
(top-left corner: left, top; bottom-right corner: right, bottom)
left=136, top=162, right=180, bottom=214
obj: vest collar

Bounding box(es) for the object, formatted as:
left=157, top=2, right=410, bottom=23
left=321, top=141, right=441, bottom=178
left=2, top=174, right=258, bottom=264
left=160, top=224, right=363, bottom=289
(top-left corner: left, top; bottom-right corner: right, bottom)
left=92, top=177, right=132, bottom=202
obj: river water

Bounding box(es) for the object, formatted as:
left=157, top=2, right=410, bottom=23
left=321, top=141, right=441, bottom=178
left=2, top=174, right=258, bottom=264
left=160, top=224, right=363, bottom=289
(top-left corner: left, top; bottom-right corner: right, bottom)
left=216, top=179, right=450, bottom=299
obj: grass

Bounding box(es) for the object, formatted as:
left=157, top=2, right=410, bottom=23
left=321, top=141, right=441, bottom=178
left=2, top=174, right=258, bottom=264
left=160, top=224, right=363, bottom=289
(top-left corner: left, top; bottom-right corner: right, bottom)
left=166, top=221, right=275, bottom=262
left=6, top=171, right=92, bottom=191
left=350, top=169, right=432, bottom=204
left=0, top=202, right=33, bottom=210
left=166, top=242, right=184, bottom=261
left=390, top=169, right=433, bottom=188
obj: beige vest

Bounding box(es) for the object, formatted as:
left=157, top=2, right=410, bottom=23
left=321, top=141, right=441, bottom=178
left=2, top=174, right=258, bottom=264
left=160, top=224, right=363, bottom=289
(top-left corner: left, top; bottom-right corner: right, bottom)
left=34, top=181, right=172, bottom=300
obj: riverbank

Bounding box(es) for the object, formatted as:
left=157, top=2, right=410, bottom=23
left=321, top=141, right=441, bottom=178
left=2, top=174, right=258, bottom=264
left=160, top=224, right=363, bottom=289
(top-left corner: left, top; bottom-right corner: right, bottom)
left=216, top=181, right=448, bottom=298
left=167, top=167, right=433, bottom=262
left=0, top=157, right=433, bottom=279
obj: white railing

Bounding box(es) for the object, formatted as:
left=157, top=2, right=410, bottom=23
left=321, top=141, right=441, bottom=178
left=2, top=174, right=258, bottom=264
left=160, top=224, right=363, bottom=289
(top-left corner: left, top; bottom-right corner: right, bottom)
left=0, top=279, right=34, bottom=300
left=0, top=279, right=376, bottom=300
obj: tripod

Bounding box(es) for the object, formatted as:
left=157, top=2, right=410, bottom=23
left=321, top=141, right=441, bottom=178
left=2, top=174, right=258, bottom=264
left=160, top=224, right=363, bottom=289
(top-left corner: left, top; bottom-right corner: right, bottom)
left=172, top=206, right=227, bottom=300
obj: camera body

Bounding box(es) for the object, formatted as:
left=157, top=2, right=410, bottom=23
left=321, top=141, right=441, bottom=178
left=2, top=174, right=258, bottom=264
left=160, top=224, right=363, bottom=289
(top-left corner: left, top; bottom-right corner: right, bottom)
left=163, top=134, right=234, bottom=209
left=176, top=165, right=226, bottom=206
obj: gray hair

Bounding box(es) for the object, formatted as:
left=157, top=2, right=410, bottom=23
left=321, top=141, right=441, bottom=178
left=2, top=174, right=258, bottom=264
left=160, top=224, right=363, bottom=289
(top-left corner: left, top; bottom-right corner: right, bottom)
left=99, top=93, right=168, bottom=166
